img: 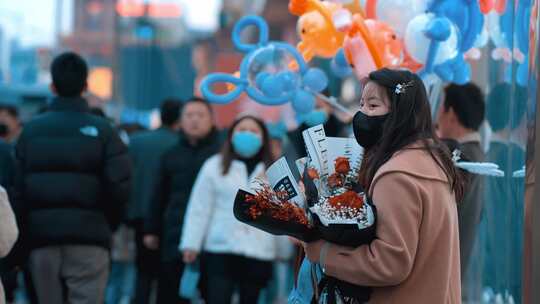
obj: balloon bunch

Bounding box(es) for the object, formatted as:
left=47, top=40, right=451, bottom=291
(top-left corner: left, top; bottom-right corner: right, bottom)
left=200, top=15, right=328, bottom=114
left=200, top=0, right=535, bottom=114
left=288, top=0, right=533, bottom=86
left=411, top=0, right=484, bottom=84
left=289, top=0, right=408, bottom=80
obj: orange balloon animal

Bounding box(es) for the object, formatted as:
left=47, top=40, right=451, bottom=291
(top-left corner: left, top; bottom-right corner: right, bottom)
left=289, top=0, right=345, bottom=61
left=341, top=14, right=405, bottom=78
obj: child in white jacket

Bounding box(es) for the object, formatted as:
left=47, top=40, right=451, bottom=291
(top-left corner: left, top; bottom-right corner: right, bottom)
left=180, top=115, right=279, bottom=304
left=0, top=187, right=18, bottom=304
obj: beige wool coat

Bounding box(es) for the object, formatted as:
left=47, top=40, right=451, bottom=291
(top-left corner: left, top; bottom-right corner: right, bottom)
left=323, top=145, right=461, bottom=303
left=0, top=187, right=18, bottom=304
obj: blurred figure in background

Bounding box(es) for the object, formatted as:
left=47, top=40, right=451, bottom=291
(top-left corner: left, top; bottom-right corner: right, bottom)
left=0, top=105, right=22, bottom=144
left=13, top=52, right=132, bottom=304
left=482, top=83, right=527, bottom=301
left=1, top=186, right=18, bottom=304
left=436, top=83, right=486, bottom=297
left=0, top=109, right=17, bottom=304
left=0, top=122, right=15, bottom=192
left=180, top=115, right=277, bottom=304
left=127, top=98, right=182, bottom=304
left=89, top=108, right=136, bottom=304
left=144, top=97, right=222, bottom=303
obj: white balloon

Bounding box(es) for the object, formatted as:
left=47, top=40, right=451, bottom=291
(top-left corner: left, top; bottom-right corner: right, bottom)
left=404, top=13, right=459, bottom=65
left=376, top=0, right=428, bottom=38
left=487, top=11, right=508, bottom=49
left=474, top=22, right=489, bottom=49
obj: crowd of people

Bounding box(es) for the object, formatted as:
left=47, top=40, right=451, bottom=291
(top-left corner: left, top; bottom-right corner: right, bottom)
left=0, top=49, right=526, bottom=304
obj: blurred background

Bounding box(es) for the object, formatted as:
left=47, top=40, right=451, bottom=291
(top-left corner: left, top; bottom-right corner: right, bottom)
left=0, top=0, right=539, bottom=303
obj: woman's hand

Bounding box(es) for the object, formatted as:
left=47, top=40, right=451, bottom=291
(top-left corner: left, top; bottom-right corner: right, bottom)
left=288, top=236, right=303, bottom=246
left=302, top=240, right=326, bottom=263
left=143, top=234, right=159, bottom=250
left=183, top=250, right=199, bottom=264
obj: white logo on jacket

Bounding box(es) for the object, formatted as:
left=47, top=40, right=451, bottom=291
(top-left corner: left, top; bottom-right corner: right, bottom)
left=80, top=126, right=99, bottom=137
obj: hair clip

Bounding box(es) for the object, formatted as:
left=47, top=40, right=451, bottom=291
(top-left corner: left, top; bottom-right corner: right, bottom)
left=394, top=80, right=414, bottom=95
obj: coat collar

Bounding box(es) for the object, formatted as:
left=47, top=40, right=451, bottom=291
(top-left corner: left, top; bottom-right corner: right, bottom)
left=231, top=158, right=266, bottom=180
left=458, top=132, right=481, bottom=144
left=180, top=128, right=220, bottom=148
left=49, top=97, right=90, bottom=113
left=371, top=141, right=450, bottom=190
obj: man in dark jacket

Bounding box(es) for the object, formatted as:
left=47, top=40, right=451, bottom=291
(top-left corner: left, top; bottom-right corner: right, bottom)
left=144, top=98, right=222, bottom=303
left=436, top=83, right=486, bottom=292
left=13, top=52, right=132, bottom=304
left=127, top=98, right=182, bottom=304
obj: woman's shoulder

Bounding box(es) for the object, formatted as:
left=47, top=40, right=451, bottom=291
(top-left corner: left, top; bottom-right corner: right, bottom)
left=373, top=145, right=449, bottom=186
left=199, top=153, right=223, bottom=172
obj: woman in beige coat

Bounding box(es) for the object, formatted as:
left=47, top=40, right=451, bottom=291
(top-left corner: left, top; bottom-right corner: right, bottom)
left=303, top=69, right=463, bottom=303
left=0, top=186, right=18, bottom=304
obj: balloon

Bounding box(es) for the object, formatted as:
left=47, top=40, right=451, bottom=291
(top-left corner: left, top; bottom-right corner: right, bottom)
left=364, top=19, right=403, bottom=66
left=516, top=0, right=532, bottom=55
left=365, top=0, right=376, bottom=18
left=479, top=0, right=507, bottom=14
left=331, top=58, right=353, bottom=77
left=292, top=90, right=317, bottom=113
left=201, top=15, right=328, bottom=113
left=343, top=35, right=377, bottom=79
left=516, top=57, right=529, bottom=86
left=401, top=50, right=423, bottom=72
left=473, top=22, right=489, bottom=49
left=303, top=68, right=328, bottom=92
left=276, top=71, right=300, bottom=91
left=290, top=0, right=345, bottom=61
left=325, top=0, right=366, bottom=15
left=343, top=0, right=366, bottom=16
left=261, top=75, right=286, bottom=98
left=428, top=0, right=484, bottom=54
left=404, top=13, right=458, bottom=65
left=487, top=11, right=507, bottom=49
left=479, top=0, right=495, bottom=14
left=331, top=48, right=353, bottom=77
left=374, top=0, right=428, bottom=38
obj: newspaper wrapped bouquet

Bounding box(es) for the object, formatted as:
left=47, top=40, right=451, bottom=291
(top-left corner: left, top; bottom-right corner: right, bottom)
left=298, top=126, right=375, bottom=304
left=233, top=125, right=377, bottom=303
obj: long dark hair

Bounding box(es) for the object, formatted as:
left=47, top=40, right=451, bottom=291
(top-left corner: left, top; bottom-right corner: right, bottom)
left=358, top=68, right=464, bottom=201
left=221, top=115, right=274, bottom=175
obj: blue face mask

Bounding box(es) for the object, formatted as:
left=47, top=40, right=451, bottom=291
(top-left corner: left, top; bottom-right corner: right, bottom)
left=302, top=110, right=329, bottom=127
left=232, top=131, right=262, bottom=158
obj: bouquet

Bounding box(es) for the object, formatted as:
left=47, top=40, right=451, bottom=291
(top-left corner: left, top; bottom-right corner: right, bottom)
left=233, top=125, right=377, bottom=304
left=303, top=155, right=376, bottom=304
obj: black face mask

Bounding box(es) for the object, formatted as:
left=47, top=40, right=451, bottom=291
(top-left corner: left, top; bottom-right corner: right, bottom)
left=352, top=111, right=389, bottom=149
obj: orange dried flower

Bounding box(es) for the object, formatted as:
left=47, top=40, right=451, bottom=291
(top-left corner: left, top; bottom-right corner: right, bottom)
left=328, top=173, right=344, bottom=188
left=334, top=157, right=350, bottom=175
left=307, top=168, right=320, bottom=180
left=245, top=187, right=309, bottom=226
left=328, top=191, right=364, bottom=210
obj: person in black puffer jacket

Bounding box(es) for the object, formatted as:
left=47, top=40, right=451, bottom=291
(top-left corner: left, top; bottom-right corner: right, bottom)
left=12, top=52, right=132, bottom=304
left=144, top=98, right=223, bottom=304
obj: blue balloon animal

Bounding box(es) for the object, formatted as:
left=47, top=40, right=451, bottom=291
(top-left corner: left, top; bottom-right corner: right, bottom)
left=200, top=15, right=328, bottom=114
left=421, top=0, right=484, bottom=84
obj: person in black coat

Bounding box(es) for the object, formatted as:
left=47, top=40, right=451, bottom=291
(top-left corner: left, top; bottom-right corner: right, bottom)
left=144, top=98, right=222, bottom=304
left=13, top=52, right=132, bottom=304
left=436, top=83, right=486, bottom=298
